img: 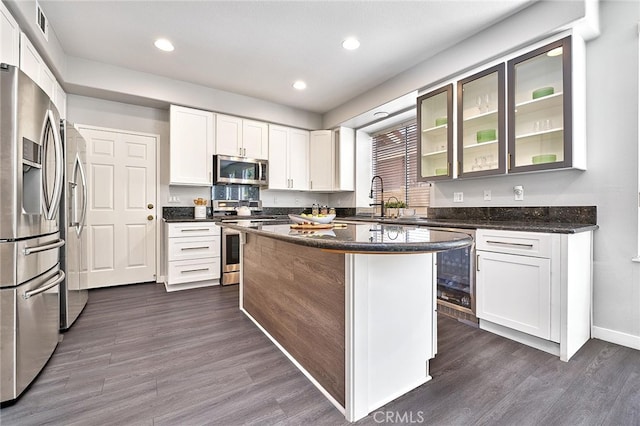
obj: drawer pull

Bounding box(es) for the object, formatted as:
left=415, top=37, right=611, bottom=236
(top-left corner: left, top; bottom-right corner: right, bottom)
left=180, top=228, right=210, bottom=232
left=180, top=268, right=210, bottom=274
left=181, top=246, right=210, bottom=251
left=485, top=240, right=534, bottom=249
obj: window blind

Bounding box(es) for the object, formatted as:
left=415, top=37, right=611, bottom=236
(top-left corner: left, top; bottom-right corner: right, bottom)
left=371, top=121, right=430, bottom=213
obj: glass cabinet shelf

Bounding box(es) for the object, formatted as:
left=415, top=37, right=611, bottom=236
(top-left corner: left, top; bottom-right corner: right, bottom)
left=508, top=36, right=571, bottom=171
left=457, top=63, right=505, bottom=177
left=418, top=84, right=453, bottom=181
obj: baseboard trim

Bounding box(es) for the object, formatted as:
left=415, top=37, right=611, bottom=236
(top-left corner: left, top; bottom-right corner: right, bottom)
left=592, top=326, right=640, bottom=351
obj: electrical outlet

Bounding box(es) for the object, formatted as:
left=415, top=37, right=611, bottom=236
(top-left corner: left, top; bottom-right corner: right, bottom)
left=294, top=198, right=300, bottom=206
left=514, top=185, right=524, bottom=201
left=483, top=190, right=492, bottom=201
left=453, top=192, right=464, bottom=203
left=167, top=196, right=180, bottom=203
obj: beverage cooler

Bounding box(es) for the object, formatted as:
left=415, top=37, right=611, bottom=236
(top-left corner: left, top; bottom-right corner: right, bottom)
left=436, top=228, right=476, bottom=321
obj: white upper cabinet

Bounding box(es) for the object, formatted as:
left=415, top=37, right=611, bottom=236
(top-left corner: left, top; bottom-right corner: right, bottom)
left=334, top=127, right=355, bottom=191
left=18, top=32, right=66, bottom=118
left=54, top=80, right=67, bottom=119
left=268, top=125, right=309, bottom=191
left=309, top=130, right=334, bottom=191
left=242, top=119, right=269, bottom=159
left=216, top=114, right=243, bottom=157
left=309, top=127, right=355, bottom=192
left=170, top=105, right=215, bottom=186
left=288, top=128, right=310, bottom=191
left=0, top=2, right=20, bottom=66
left=216, top=114, right=268, bottom=159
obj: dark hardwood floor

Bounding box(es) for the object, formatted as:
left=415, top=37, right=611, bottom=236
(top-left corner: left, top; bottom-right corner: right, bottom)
left=1, top=283, right=639, bottom=425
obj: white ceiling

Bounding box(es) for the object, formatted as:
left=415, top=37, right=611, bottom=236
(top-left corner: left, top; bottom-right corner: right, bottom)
left=39, top=0, right=534, bottom=115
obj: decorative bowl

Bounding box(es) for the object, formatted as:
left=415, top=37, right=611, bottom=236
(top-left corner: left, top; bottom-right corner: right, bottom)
left=532, top=87, right=554, bottom=99
left=532, top=154, right=557, bottom=164
left=288, top=213, right=336, bottom=225
left=476, top=129, right=496, bottom=143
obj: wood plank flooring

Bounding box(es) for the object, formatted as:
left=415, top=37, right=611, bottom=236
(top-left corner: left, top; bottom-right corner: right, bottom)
left=1, top=282, right=639, bottom=425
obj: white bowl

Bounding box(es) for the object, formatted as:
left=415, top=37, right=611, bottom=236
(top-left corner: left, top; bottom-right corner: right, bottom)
left=288, top=213, right=336, bottom=224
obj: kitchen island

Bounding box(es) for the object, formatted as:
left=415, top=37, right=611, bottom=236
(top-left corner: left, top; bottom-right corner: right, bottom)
left=220, top=221, right=471, bottom=422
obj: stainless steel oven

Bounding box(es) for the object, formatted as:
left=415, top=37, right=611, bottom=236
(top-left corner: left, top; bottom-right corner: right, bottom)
left=221, top=226, right=241, bottom=285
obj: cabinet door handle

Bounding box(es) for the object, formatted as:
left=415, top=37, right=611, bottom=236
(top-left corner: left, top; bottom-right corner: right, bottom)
left=485, top=240, right=534, bottom=249
left=180, top=228, right=210, bottom=232
left=476, top=254, right=480, bottom=271
left=180, top=268, right=209, bottom=274
left=180, top=246, right=210, bottom=251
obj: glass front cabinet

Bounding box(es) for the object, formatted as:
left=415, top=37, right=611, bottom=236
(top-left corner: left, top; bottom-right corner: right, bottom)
left=416, top=34, right=583, bottom=181
left=457, top=64, right=506, bottom=178
left=417, top=84, right=453, bottom=181
left=508, top=36, right=573, bottom=172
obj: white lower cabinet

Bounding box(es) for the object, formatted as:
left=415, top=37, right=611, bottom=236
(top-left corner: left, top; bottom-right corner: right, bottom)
left=476, top=228, right=593, bottom=361
left=165, top=222, right=220, bottom=291
left=476, top=250, right=553, bottom=340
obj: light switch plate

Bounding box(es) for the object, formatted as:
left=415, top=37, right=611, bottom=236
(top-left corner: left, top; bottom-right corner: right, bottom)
left=453, top=192, right=464, bottom=203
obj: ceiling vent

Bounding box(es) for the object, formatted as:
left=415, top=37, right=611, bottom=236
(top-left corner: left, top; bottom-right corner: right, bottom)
left=36, top=2, right=49, bottom=41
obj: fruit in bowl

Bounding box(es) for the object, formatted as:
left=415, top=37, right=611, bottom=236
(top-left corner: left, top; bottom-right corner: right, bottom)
left=289, top=213, right=336, bottom=225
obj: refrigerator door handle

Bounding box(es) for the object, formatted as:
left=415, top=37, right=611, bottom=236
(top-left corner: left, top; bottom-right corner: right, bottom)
left=42, top=109, right=64, bottom=221
left=76, top=154, right=88, bottom=237
left=23, top=239, right=65, bottom=255
left=23, top=270, right=65, bottom=299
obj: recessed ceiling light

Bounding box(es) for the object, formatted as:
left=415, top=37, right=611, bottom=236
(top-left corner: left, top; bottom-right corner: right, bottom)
left=547, top=47, right=563, bottom=57
left=293, top=80, right=307, bottom=90
left=342, top=37, right=360, bottom=50
left=154, top=38, right=174, bottom=52
left=374, top=111, right=389, bottom=118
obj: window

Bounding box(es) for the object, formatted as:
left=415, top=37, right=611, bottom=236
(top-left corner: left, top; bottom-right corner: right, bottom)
left=371, top=121, right=430, bottom=214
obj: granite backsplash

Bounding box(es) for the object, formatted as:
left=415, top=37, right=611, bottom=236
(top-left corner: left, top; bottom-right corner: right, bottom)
left=426, top=206, right=596, bottom=224
left=162, top=206, right=357, bottom=220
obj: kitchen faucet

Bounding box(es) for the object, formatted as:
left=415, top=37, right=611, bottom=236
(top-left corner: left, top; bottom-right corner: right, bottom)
left=369, top=175, right=384, bottom=218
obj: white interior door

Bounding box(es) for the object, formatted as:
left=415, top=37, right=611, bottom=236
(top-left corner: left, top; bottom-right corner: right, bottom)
left=78, top=127, right=157, bottom=288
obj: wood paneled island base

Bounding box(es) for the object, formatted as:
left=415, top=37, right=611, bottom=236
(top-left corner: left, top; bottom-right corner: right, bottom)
left=242, top=233, right=346, bottom=406
left=233, top=222, right=468, bottom=422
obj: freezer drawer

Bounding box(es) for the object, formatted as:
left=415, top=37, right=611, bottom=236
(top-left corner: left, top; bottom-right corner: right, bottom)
left=0, top=232, right=63, bottom=289
left=0, top=265, right=63, bottom=403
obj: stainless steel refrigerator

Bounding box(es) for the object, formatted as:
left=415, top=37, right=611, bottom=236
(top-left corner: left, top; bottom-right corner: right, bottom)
left=59, top=121, right=89, bottom=331
left=0, top=64, right=65, bottom=404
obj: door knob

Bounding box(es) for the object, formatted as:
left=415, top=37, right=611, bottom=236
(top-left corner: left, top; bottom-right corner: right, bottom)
left=147, top=203, right=154, bottom=209
left=147, top=215, right=154, bottom=221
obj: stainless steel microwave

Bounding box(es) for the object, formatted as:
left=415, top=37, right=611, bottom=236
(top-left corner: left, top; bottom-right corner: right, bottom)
left=213, top=155, right=268, bottom=186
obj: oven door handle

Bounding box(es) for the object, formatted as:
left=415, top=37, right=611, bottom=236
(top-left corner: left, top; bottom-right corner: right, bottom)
left=23, top=270, right=65, bottom=299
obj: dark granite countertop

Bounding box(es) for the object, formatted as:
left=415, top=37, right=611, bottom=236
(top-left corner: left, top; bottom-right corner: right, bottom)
left=219, top=221, right=472, bottom=253
left=163, top=206, right=598, bottom=234
left=338, top=216, right=598, bottom=234
left=163, top=218, right=223, bottom=223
